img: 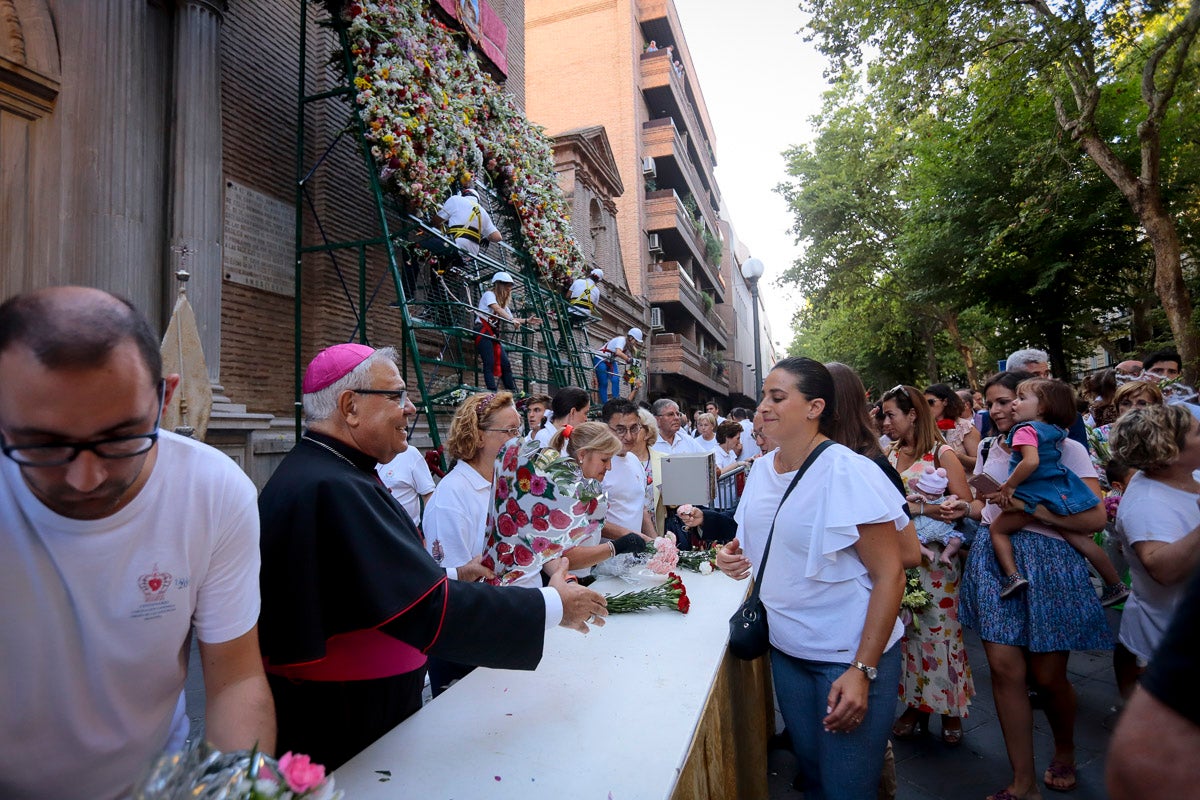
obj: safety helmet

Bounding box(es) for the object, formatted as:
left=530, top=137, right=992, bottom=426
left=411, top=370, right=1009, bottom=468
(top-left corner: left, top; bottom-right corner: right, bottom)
left=628, top=327, right=644, bottom=343
left=492, top=272, right=515, bottom=284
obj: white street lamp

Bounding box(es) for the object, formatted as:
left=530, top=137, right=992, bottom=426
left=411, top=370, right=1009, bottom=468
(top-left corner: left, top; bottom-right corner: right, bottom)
left=740, top=257, right=765, bottom=399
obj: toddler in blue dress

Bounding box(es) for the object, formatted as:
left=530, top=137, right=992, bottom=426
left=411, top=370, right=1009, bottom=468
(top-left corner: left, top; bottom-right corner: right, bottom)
left=990, top=378, right=1127, bottom=604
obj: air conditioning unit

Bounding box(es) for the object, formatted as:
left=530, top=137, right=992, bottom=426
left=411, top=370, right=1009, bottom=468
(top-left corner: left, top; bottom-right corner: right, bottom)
left=648, top=233, right=663, bottom=253
left=642, top=156, right=656, bottom=177
left=649, top=307, right=664, bottom=330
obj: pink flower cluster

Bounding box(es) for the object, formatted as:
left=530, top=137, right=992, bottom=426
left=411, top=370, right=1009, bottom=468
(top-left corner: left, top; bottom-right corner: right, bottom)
left=647, top=536, right=679, bottom=574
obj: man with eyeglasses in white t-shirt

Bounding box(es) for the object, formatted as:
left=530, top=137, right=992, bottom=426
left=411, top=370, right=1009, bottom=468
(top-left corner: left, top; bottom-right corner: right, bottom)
left=0, top=287, right=274, bottom=800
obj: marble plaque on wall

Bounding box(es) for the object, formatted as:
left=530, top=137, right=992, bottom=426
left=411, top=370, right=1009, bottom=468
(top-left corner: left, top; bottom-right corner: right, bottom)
left=223, top=179, right=295, bottom=296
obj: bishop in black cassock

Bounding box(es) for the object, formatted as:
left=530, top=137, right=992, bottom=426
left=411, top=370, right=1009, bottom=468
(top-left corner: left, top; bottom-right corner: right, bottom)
left=257, top=344, right=606, bottom=769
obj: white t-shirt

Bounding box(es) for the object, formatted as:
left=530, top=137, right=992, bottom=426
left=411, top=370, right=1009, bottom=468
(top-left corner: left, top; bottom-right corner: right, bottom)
left=600, top=335, right=627, bottom=357
left=568, top=277, right=601, bottom=308
left=476, top=289, right=510, bottom=325
left=655, top=429, right=704, bottom=454
left=0, top=431, right=261, bottom=800
left=376, top=445, right=436, bottom=523
left=422, top=459, right=491, bottom=573
left=714, top=446, right=739, bottom=472
left=603, top=452, right=646, bottom=532
left=1114, top=472, right=1200, bottom=660
left=733, top=445, right=906, bottom=662
left=534, top=423, right=559, bottom=449
left=738, top=418, right=761, bottom=460
left=437, top=193, right=498, bottom=255
left=974, top=434, right=1097, bottom=538
left=695, top=434, right=720, bottom=452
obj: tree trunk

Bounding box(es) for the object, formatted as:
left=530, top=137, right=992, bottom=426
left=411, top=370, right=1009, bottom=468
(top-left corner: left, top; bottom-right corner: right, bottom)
left=943, top=312, right=979, bottom=388
left=1075, top=135, right=1200, bottom=383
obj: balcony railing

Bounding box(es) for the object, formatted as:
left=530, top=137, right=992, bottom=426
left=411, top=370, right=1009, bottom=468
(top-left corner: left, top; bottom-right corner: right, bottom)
left=639, top=51, right=717, bottom=191
left=649, top=332, right=728, bottom=394
left=647, top=261, right=728, bottom=347
left=642, top=118, right=719, bottom=233
left=644, top=190, right=725, bottom=302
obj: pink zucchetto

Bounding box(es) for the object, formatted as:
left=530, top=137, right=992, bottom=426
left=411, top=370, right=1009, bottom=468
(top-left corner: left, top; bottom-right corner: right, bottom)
left=301, top=343, right=376, bottom=393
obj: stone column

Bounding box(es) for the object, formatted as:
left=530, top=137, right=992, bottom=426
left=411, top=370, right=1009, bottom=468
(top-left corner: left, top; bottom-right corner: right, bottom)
left=169, top=0, right=226, bottom=381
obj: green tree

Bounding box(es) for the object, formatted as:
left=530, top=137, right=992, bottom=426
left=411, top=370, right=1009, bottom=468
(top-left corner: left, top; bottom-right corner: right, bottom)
left=800, top=0, right=1200, bottom=377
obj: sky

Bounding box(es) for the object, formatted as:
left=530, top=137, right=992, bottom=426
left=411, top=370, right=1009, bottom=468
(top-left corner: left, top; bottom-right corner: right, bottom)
left=673, top=0, right=830, bottom=354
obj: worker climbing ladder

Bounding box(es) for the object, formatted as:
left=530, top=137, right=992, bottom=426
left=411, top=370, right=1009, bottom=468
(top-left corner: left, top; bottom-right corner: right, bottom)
left=293, top=0, right=602, bottom=468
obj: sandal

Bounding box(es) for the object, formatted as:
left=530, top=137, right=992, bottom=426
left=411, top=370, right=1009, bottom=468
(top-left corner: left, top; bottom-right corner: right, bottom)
left=1043, top=760, right=1077, bottom=792
left=891, top=709, right=929, bottom=739
left=941, top=715, right=964, bottom=747
left=987, top=790, right=1043, bottom=800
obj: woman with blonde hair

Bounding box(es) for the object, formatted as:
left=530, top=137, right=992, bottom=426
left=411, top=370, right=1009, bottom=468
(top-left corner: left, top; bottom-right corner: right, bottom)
left=422, top=390, right=521, bottom=694
left=475, top=272, right=534, bottom=391
left=1109, top=405, right=1200, bottom=698
left=487, top=422, right=644, bottom=587
left=633, top=406, right=659, bottom=514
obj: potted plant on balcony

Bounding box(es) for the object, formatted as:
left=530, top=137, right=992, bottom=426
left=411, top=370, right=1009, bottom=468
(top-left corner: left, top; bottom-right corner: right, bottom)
left=705, top=349, right=725, bottom=379
left=700, top=289, right=715, bottom=314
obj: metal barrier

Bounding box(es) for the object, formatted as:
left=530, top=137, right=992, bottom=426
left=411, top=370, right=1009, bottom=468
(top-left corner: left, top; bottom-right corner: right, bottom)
left=713, top=462, right=747, bottom=511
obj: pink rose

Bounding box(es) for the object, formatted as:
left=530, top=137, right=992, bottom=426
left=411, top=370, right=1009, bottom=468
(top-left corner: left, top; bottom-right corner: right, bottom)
left=277, top=752, right=327, bottom=794
left=531, top=502, right=550, bottom=518
left=531, top=517, right=549, bottom=532
left=548, top=508, right=573, bottom=530
left=497, top=514, right=517, bottom=537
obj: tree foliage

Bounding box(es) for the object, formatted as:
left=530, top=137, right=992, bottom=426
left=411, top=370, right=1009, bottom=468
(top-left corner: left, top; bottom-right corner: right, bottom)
left=780, top=0, right=1199, bottom=386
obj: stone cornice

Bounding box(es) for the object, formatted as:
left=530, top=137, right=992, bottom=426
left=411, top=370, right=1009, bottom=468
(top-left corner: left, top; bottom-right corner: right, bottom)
left=0, top=0, right=60, bottom=119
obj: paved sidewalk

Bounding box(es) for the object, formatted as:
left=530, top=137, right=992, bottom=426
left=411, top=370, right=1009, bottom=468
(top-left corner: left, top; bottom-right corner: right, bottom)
left=767, top=610, right=1122, bottom=800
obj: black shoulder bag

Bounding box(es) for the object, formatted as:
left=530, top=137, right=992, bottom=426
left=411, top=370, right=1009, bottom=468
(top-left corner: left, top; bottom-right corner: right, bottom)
left=728, top=440, right=834, bottom=660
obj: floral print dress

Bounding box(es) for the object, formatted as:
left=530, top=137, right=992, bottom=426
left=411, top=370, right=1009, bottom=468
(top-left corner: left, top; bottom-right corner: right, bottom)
left=890, top=444, right=975, bottom=718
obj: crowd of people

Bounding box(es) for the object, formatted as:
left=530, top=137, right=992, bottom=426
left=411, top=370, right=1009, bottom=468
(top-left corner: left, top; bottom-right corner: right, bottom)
left=4, top=285, right=1199, bottom=800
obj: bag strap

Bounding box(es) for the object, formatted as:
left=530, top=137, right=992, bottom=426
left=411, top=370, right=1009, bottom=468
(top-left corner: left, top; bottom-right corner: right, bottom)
left=747, top=439, right=835, bottom=602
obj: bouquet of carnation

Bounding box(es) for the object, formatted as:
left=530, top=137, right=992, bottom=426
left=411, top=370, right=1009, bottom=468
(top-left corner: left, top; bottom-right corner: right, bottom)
left=900, top=568, right=932, bottom=620
left=482, top=438, right=607, bottom=585
left=605, top=571, right=690, bottom=614
left=645, top=536, right=679, bottom=574
left=644, top=536, right=716, bottom=574
left=135, top=742, right=341, bottom=800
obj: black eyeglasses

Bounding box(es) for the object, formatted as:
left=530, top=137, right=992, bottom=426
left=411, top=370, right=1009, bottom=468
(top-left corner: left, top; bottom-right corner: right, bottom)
left=353, top=389, right=409, bottom=406
left=1, top=381, right=166, bottom=467
left=484, top=426, right=522, bottom=437
left=609, top=425, right=639, bottom=436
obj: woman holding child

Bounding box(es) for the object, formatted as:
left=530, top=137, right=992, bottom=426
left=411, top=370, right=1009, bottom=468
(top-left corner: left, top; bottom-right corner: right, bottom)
left=958, top=371, right=1112, bottom=799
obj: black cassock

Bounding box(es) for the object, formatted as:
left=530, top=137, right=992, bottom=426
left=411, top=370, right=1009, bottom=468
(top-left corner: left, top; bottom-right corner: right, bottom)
left=258, top=432, right=547, bottom=768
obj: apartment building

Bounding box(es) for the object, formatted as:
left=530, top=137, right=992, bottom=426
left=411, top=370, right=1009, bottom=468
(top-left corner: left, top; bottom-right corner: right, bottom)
left=525, top=0, right=733, bottom=405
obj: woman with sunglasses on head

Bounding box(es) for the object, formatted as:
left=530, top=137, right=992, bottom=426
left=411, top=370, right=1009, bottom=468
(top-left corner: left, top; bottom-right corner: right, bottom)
left=879, top=384, right=975, bottom=748
left=958, top=371, right=1112, bottom=799
left=715, top=358, right=909, bottom=800
left=926, top=383, right=981, bottom=472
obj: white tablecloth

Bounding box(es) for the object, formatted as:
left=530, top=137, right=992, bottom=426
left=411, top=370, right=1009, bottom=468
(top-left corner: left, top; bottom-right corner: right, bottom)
left=332, top=570, right=749, bottom=798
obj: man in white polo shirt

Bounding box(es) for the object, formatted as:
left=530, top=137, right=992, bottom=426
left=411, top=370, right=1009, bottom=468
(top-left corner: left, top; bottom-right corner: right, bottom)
left=0, top=287, right=275, bottom=800
left=600, top=399, right=657, bottom=541
left=652, top=397, right=704, bottom=454
left=376, top=441, right=436, bottom=524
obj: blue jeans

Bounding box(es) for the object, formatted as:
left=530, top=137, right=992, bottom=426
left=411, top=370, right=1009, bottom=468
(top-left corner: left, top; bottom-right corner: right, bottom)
left=593, top=355, right=619, bottom=402
left=770, top=644, right=902, bottom=800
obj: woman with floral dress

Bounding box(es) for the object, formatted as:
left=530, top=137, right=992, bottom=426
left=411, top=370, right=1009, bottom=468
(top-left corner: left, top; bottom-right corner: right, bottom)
left=880, top=384, right=975, bottom=746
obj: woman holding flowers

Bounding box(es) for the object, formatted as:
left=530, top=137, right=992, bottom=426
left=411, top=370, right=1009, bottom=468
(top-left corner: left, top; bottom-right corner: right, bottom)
left=716, top=358, right=908, bottom=800
left=486, top=422, right=645, bottom=588
left=879, top=384, right=975, bottom=747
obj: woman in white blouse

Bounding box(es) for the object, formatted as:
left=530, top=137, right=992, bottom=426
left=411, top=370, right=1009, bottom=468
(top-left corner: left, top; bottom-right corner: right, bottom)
left=422, top=391, right=519, bottom=695
left=1109, top=404, right=1200, bottom=698
left=716, top=357, right=908, bottom=799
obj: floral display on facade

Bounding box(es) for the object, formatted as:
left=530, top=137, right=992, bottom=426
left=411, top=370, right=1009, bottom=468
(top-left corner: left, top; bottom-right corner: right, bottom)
left=336, top=0, right=584, bottom=285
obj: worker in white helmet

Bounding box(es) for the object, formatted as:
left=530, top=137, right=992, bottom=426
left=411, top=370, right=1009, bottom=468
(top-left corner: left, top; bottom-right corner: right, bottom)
left=595, top=327, right=644, bottom=403
left=475, top=272, right=535, bottom=391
